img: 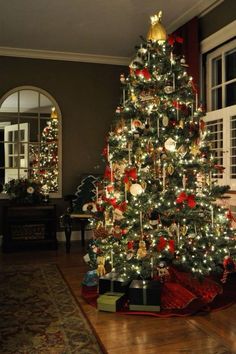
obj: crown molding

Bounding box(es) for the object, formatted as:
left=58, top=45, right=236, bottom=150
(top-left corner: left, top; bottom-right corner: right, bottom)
left=201, top=20, right=236, bottom=54
left=0, top=46, right=129, bottom=66
left=166, top=0, right=222, bottom=33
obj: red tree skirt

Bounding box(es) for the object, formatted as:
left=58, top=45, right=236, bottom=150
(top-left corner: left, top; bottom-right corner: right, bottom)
left=81, top=267, right=236, bottom=317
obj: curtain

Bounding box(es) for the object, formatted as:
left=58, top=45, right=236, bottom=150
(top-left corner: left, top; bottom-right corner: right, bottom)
left=171, top=17, right=200, bottom=92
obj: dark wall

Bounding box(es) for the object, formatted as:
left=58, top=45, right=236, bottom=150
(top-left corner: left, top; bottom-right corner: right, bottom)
left=199, top=0, right=236, bottom=41
left=0, top=56, right=126, bottom=229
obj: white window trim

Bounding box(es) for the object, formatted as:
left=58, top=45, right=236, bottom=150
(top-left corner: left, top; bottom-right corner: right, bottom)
left=206, top=39, right=236, bottom=111
left=0, top=85, right=62, bottom=199
left=201, top=20, right=236, bottom=55
left=201, top=21, right=236, bottom=192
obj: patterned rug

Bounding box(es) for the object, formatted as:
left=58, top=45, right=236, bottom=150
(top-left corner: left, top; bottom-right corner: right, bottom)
left=0, top=264, right=105, bottom=354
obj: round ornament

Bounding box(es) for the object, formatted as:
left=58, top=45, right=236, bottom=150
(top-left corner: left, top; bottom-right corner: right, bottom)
left=164, top=137, right=176, bottom=151
left=162, top=115, right=169, bottom=127
left=132, top=119, right=144, bottom=129
left=120, top=74, right=125, bottom=83
left=130, top=183, right=143, bottom=196
left=164, top=84, right=174, bottom=94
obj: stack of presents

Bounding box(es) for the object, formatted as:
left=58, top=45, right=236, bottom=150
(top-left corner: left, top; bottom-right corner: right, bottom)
left=84, top=270, right=161, bottom=313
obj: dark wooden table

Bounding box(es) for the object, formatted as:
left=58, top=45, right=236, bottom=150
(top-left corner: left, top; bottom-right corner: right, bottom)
left=2, top=204, right=57, bottom=252
left=60, top=213, right=92, bottom=253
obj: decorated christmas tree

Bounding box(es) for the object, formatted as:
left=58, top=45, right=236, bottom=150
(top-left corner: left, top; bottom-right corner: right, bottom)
left=87, top=12, right=236, bottom=283
left=30, top=107, right=58, bottom=193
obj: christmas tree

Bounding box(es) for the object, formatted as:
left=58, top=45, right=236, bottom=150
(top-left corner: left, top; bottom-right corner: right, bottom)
left=30, top=107, right=58, bottom=193
left=88, top=12, right=236, bottom=281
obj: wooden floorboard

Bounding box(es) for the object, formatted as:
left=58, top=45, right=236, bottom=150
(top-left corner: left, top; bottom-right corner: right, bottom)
left=1, top=241, right=236, bottom=354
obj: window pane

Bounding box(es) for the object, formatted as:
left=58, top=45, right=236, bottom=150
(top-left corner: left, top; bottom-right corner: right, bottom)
left=226, top=49, right=236, bottom=81
left=19, top=90, right=39, bottom=114
left=0, top=88, right=59, bottom=193
left=212, top=56, right=222, bottom=86
left=226, top=82, right=236, bottom=107
left=212, top=87, right=222, bottom=110
left=206, top=119, right=223, bottom=178
left=0, top=92, right=18, bottom=113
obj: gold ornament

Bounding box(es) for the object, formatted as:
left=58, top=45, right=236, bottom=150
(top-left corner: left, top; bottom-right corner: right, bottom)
left=190, top=144, right=200, bottom=156
left=167, top=164, right=175, bottom=175
left=137, top=240, right=147, bottom=259
left=96, top=256, right=106, bottom=276
left=162, top=115, right=169, bottom=127
left=178, top=120, right=184, bottom=129
left=180, top=225, right=188, bottom=236
left=177, top=145, right=187, bottom=158
left=147, top=11, right=167, bottom=43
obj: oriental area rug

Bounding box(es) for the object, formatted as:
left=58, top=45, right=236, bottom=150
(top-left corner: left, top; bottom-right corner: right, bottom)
left=0, top=264, right=105, bottom=354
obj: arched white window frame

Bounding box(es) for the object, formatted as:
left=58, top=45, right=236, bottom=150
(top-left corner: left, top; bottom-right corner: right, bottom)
left=0, top=85, right=62, bottom=199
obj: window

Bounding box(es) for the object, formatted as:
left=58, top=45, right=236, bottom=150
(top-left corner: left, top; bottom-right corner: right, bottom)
left=204, top=39, right=236, bottom=190
left=205, top=106, right=236, bottom=190
left=207, top=39, right=236, bottom=111
left=0, top=86, right=61, bottom=198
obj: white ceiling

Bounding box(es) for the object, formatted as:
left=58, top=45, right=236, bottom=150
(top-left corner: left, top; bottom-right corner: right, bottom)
left=0, top=0, right=221, bottom=65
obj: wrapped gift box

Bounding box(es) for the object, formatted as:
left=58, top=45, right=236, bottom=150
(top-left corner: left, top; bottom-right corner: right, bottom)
left=128, top=280, right=161, bottom=312
left=97, top=292, right=125, bottom=312
left=99, top=272, right=131, bottom=294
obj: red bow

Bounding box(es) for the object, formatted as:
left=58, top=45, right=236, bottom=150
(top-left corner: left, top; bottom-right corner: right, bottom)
left=127, top=241, right=134, bottom=250
left=168, top=35, right=183, bottom=46
left=116, top=201, right=127, bottom=212
left=104, top=166, right=112, bottom=180
left=214, top=165, right=225, bottom=173
left=103, top=196, right=117, bottom=207
left=157, top=236, right=175, bottom=253
left=124, top=167, right=137, bottom=184
left=176, top=192, right=196, bottom=208
left=135, top=68, right=151, bottom=80
left=226, top=210, right=236, bottom=223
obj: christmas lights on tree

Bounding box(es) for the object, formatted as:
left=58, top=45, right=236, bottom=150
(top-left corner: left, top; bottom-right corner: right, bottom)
left=30, top=107, right=59, bottom=193
left=87, top=12, right=236, bottom=281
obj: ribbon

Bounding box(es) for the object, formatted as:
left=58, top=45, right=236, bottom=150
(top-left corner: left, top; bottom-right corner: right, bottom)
left=124, top=167, right=137, bottom=184
left=168, top=34, right=184, bottom=46
left=104, top=165, right=112, bottom=180
left=157, top=236, right=175, bottom=253
left=226, top=209, right=236, bottom=224
left=176, top=191, right=196, bottom=208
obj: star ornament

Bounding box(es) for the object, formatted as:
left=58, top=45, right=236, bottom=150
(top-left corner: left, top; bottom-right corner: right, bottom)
left=190, top=144, right=200, bottom=156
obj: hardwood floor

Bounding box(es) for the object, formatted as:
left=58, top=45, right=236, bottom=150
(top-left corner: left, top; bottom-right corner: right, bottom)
left=1, top=241, right=236, bottom=354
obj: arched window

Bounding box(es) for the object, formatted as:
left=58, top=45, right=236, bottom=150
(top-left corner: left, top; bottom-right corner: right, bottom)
left=0, top=86, right=62, bottom=198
